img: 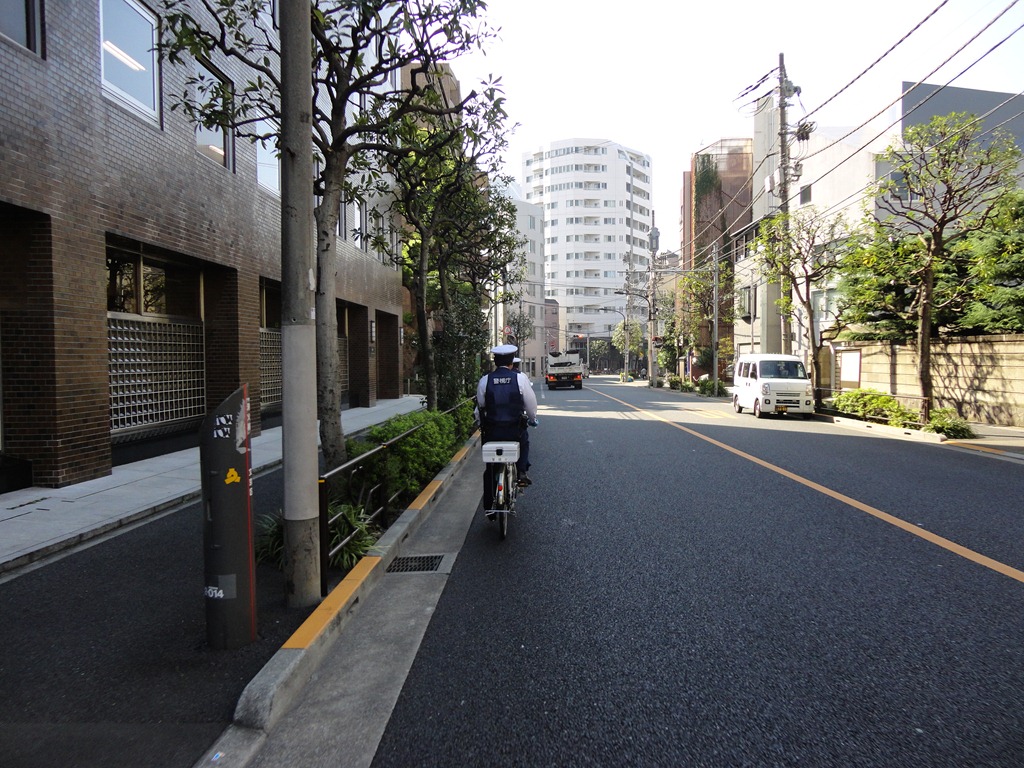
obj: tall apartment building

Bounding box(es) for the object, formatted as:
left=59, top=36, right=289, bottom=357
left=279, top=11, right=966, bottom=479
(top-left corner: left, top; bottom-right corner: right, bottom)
left=0, top=1, right=403, bottom=490
left=484, top=186, right=545, bottom=379
left=522, top=139, right=654, bottom=363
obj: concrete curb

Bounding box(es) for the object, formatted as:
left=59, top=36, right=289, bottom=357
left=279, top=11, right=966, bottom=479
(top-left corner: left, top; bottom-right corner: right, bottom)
left=191, top=433, right=480, bottom=768
left=818, top=414, right=947, bottom=443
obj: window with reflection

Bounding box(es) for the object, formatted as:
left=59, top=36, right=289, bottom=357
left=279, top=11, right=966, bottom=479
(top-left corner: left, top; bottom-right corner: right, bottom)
left=256, top=118, right=280, bottom=192
left=100, top=0, right=157, bottom=116
left=1, top=0, right=43, bottom=53
left=194, top=60, right=232, bottom=167
left=107, top=239, right=201, bottom=319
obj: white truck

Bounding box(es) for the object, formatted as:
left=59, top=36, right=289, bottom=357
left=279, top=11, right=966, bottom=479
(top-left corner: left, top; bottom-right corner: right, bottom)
left=545, top=350, right=585, bottom=390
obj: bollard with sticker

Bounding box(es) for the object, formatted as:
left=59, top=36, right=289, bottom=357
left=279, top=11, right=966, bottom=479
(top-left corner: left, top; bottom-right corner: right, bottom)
left=199, top=384, right=257, bottom=650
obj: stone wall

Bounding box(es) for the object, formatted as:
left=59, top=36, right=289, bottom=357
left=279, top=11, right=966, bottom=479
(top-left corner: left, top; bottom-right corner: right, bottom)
left=833, top=335, right=1024, bottom=426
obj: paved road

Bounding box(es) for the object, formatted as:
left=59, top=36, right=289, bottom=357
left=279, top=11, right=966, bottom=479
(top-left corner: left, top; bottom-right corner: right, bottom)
left=370, top=380, right=1024, bottom=766
left=0, top=470, right=311, bottom=768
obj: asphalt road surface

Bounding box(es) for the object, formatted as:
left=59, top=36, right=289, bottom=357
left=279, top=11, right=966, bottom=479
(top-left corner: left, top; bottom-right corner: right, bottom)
left=371, top=379, right=1024, bottom=767
left=0, top=471, right=312, bottom=768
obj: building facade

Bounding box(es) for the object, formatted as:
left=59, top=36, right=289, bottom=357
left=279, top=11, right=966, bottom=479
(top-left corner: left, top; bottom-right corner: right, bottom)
left=521, top=139, right=654, bottom=368
left=0, top=1, right=403, bottom=490
left=730, top=82, right=1024, bottom=368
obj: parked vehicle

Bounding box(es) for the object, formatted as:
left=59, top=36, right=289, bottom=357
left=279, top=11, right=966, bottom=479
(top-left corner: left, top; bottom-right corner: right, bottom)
left=732, top=353, right=814, bottom=418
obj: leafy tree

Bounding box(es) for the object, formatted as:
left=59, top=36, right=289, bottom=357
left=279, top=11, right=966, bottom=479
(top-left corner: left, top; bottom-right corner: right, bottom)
left=611, top=319, right=645, bottom=368
left=673, top=254, right=734, bottom=376
left=504, top=309, right=535, bottom=348
left=838, top=232, right=923, bottom=340
left=754, top=207, right=861, bottom=404
left=861, top=111, right=1021, bottom=420
left=588, top=339, right=610, bottom=370
left=158, top=0, right=498, bottom=469
left=960, top=189, right=1024, bottom=333
left=378, top=86, right=521, bottom=409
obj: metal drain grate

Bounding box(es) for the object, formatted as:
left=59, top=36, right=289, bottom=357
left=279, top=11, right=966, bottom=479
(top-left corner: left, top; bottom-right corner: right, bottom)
left=387, top=555, right=444, bottom=573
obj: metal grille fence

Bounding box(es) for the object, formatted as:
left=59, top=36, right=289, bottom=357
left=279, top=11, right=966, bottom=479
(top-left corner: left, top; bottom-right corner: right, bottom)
left=108, top=315, right=206, bottom=435
left=259, top=328, right=283, bottom=409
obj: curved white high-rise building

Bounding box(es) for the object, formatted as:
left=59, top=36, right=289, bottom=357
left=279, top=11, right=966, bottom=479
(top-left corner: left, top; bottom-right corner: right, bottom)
left=521, top=139, right=654, bottom=354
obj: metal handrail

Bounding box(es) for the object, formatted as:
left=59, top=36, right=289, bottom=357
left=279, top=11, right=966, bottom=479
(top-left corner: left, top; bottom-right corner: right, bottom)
left=317, top=398, right=474, bottom=595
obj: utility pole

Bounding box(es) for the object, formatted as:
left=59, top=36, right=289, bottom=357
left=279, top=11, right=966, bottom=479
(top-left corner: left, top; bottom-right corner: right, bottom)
left=280, top=1, right=320, bottom=607
left=778, top=52, right=794, bottom=355
left=647, top=223, right=659, bottom=386
left=712, top=244, right=719, bottom=394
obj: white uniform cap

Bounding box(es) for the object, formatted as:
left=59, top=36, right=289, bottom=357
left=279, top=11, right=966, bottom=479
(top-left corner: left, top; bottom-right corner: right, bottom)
left=512, top=357, right=521, bottom=364
left=491, top=344, right=518, bottom=356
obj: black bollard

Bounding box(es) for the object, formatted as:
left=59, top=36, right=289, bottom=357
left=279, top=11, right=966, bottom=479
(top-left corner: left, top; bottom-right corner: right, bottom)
left=199, top=385, right=257, bottom=650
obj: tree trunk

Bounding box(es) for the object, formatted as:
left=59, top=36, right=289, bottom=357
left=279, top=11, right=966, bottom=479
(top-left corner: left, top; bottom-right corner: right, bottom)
left=314, top=184, right=348, bottom=471
left=415, top=238, right=439, bottom=410
left=917, top=260, right=935, bottom=424
left=798, top=294, right=823, bottom=407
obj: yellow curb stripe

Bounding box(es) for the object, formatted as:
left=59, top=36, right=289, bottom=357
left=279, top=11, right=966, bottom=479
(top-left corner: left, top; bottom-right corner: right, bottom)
left=282, top=556, right=381, bottom=649
left=944, top=442, right=1006, bottom=456
left=596, top=389, right=1024, bottom=585
left=407, top=479, right=443, bottom=511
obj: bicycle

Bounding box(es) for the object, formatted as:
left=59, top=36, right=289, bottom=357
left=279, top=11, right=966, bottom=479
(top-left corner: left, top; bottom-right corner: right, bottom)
left=481, top=441, right=520, bottom=540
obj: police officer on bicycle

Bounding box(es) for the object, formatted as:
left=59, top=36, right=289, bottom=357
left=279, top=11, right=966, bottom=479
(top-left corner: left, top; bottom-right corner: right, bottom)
left=477, top=344, right=538, bottom=489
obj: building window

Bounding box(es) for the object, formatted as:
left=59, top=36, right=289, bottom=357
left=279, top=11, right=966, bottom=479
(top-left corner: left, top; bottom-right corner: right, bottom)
left=353, top=201, right=367, bottom=250
left=338, top=200, right=349, bottom=240
left=107, top=239, right=201, bottom=319
left=258, top=0, right=278, bottom=29
left=256, top=118, right=280, bottom=192
left=194, top=61, right=232, bottom=168
left=100, top=0, right=158, bottom=117
left=1, top=0, right=43, bottom=53
left=800, top=185, right=812, bottom=205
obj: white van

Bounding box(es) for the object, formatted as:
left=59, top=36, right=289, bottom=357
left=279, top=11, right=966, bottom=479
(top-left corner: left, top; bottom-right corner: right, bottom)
left=732, top=354, right=814, bottom=418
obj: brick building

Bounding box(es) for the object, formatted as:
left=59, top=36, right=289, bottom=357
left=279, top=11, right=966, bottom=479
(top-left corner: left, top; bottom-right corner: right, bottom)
left=0, top=1, right=403, bottom=490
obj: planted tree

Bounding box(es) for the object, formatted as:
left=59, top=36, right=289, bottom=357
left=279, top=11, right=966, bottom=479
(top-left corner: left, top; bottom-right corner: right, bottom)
left=611, top=318, right=645, bottom=369
left=379, top=83, right=522, bottom=409
left=960, top=189, right=1024, bottom=333
left=753, top=207, right=860, bottom=404
left=159, top=0, right=498, bottom=470
left=862, top=111, right=1021, bottom=421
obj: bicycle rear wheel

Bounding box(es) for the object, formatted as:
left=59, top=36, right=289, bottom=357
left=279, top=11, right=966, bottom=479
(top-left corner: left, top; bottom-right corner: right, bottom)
left=497, top=465, right=511, bottom=540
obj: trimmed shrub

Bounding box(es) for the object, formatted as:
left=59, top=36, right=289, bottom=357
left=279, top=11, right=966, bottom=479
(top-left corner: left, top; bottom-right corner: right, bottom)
left=366, top=409, right=457, bottom=495
left=926, top=407, right=976, bottom=439
left=697, top=377, right=728, bottom=397
left=668, top=375, right=681, bottom=390
left=832, top=388, right=923, bottom=429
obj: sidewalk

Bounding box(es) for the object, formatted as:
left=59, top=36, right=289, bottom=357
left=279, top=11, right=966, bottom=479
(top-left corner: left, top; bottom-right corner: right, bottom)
left=0, top=395, right=426, bottom=577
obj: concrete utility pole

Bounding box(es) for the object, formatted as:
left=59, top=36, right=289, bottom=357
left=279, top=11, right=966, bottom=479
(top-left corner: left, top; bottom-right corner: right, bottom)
left=712, top=244, right=720, bottom=394
left=778, top=52, right=794, bottom=355
left=280, top=1, right=320, bottom=607
left=647, top=223, right=659, bottom=386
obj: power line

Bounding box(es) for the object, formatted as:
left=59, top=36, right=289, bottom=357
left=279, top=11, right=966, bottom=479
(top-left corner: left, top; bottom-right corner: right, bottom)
left=802, top=0, right=952, bottom=123
left=803, top=0, right=1023, bottom=162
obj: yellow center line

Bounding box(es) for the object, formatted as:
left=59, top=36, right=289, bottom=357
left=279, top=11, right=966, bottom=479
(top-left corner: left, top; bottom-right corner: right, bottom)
left=596, top=389, right=1024, bottom=585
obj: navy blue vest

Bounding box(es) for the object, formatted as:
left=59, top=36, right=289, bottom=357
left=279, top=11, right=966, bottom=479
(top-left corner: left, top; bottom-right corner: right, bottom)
left=483, top=368, right=524, bottom=434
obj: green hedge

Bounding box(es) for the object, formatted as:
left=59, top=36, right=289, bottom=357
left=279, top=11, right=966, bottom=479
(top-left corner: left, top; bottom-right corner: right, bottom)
left=832, top=389, right=976, bottom=437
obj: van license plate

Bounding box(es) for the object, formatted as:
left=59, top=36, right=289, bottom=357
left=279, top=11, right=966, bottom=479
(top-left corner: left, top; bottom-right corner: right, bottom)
left=776, top=406, right=788, bottom=413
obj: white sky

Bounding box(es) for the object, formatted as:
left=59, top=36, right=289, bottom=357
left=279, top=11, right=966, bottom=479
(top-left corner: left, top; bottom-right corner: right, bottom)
left=448, top=0, right=1024, bottom=252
